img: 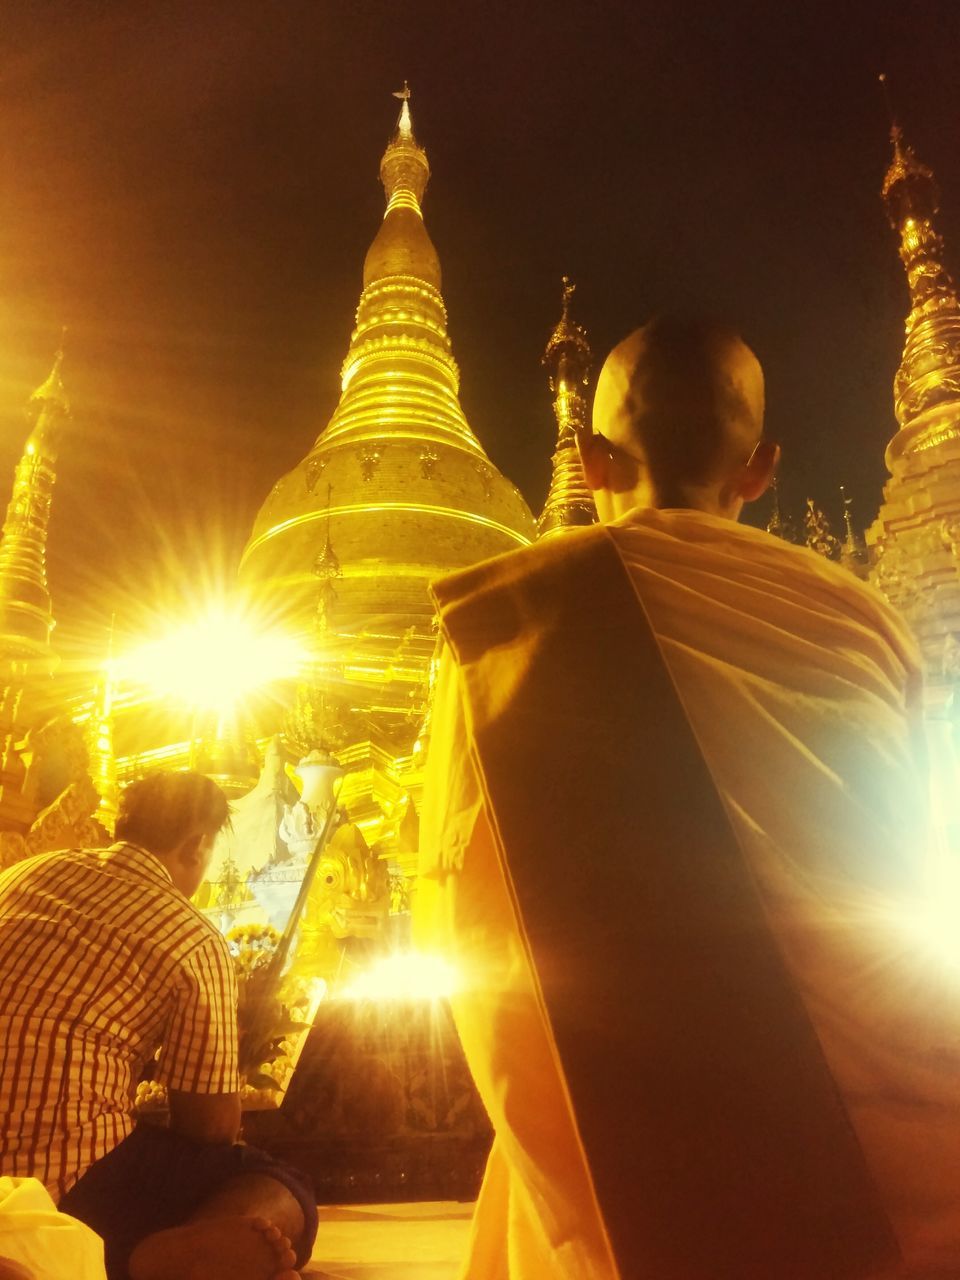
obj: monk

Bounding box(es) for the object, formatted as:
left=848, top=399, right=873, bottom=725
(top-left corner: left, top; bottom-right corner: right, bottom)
left=418, top=317, right=960, bottom=1279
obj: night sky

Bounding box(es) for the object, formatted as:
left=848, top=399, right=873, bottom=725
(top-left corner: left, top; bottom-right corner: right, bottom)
left=1, top=1, right=958, bottom=647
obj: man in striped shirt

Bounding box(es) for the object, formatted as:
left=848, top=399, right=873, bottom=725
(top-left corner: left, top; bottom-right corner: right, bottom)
left=0, top=771, right=317, bottom=1280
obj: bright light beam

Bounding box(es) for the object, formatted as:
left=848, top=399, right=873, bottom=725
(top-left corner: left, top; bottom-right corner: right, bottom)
left=337, top=951, right=458, bottom=1003
left=116, top=604, right=304, bottom=714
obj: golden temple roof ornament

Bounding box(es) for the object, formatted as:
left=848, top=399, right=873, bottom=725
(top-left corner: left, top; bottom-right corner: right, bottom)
left=878, top=79, right=960, bottom=462
left=0, top=342, right=71, bottom=674
left=392, top=80, right=413, bottom=138
left=378, top=81, right=430, bottom=221
left=537, top=276, right=597, bottom=539
left=866, top=94, right=960, bottom=675
left=839, top=486, right=868, bottom=578
left=804, top=498, right=840, bottom=561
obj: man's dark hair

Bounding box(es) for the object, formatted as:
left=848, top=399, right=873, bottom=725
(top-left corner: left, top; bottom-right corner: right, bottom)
left=115, top=771, right=230, bottom=854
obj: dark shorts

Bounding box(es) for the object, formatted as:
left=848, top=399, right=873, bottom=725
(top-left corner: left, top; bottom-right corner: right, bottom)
left=59, top=1123, right=318, bottom=1279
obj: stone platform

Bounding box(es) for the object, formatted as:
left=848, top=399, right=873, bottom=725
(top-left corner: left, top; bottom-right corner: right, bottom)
left=303, top=1201, right=472, bottom=1279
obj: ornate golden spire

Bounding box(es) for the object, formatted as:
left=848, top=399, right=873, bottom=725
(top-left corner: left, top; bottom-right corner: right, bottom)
left=879, top=87, right=960, bottom=462
left=838, top=486, right=868, bottom=577
left=0, top=343, right=70, bottom=671
left=537, top=277, right=596, bottom=539
left=312, top=85, right=486, bottom=457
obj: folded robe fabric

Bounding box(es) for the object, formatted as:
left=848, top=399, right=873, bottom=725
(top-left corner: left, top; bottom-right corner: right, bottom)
left=420, top=509, right=960, bottom=1279
left=0, top=1177, right=106, bottom=1280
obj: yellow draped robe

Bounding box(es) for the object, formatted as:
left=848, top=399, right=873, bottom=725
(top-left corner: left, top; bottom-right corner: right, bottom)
left=0, top=1178, right=105, bottom=1280
left=418, top=509, right=960, bottom=1279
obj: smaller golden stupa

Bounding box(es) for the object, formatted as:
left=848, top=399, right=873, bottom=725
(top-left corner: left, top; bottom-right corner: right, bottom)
left=537, top=277, right=597, bottom=539
left=867, top=113, right=960, bottom=681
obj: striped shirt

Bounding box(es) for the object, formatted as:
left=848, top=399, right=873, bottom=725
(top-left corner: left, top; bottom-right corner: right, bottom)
left=0, top=842, right=239, bottom=1200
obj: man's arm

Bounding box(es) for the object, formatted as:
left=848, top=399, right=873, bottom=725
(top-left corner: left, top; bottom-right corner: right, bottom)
left=156, top=931, right=241, bottom=1143
left=168, top=1087, right=241, bottom=1145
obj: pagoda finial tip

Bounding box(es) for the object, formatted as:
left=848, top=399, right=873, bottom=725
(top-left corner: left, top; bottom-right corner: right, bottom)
left=392, top=81, right=413, bottom=138
left=560, top=275, right=575, bottom=319
left=30, top=336, right=69, bottom=410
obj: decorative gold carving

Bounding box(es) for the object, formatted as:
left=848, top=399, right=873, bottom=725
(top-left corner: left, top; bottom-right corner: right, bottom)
left=0, top=716, right=109, bottom=869
left=359, top=447, right=382, bottom=480
left=419, top=445, right=439, bottom=479
left=302, top=822, right=390, bottom=943
left=472, top=460, right=494, bottom=499
left=305, top=457, right=326, bottom=492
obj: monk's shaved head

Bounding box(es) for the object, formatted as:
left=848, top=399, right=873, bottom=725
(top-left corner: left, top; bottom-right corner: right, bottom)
left=592, top=317, right=765, bottom=500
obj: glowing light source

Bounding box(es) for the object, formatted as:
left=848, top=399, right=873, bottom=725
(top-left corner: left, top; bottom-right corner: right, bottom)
left=117, top=604, right=304, bottom=713
left=337, top=951, right=458, bottom=1003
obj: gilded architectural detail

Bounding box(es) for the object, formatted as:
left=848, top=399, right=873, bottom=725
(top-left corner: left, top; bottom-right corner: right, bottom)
left=305, top=457, right=326, bottom=492
left=0, top=716, right=109, bottom=866
left=419, top=445, right=439, bottom=479
left=866, top=115, right=960, bottom=677
left=0, top=347, right=70, bottom=676
left=881, top=126, right=960, bottom=450
left=472, top=460, right=494, bottom=499
left=839, top=488, right=868, bottom=578
left=358, top=446, right=382, bottom=480
left=538, top=277, right=597, bottom=539
left=765, top=475, right=800, bottom=544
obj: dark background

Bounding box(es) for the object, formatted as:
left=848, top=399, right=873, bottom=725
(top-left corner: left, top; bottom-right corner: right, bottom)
left=0, top=0, right=958, bottom=646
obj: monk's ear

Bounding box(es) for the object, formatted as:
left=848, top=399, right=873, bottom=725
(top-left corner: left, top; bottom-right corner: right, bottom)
left=738, top=440, right=780, bottom=503
left=577, top=430, right=609, bottom=492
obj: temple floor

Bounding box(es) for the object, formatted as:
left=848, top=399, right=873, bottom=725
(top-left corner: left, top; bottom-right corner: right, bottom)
left=303, top=1201, right=473, bottom=1279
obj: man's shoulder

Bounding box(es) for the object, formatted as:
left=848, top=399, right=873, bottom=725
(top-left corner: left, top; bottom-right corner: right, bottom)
left=610, top=508, right=920, bottom=671
left=432, top=523, right=610, bottom=613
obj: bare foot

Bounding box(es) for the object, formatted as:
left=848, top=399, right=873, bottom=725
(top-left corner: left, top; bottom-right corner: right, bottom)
left=128, top=1214, right=298, bottom=1280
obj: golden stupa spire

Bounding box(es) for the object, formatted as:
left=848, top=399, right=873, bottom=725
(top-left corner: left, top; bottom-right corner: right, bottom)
left=313, top=85, right=487, bottom=457
left=839, top=486, right=867, bottom=577
left=879, top=76, right=960, bottom=460
left=537, top=277, right=597, bottom=538
left=0, top=340, right=70, bottom=671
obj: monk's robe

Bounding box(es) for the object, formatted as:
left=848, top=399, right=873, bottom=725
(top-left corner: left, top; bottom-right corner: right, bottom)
left=417, top=509, right=960, bottom=1280
left=0, top=1177, right=106, bottom=1279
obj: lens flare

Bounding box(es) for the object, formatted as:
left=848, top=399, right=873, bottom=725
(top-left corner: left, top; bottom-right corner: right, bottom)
left=337, top=951, right=458, bottom=1003
left=116, top=604, right=304, bottom=714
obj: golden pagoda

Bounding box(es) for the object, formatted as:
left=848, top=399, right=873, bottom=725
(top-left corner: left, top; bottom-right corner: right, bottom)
left=0, top=348, right=68, bottom=672
left=866, top=120, right=960, bottom=682
left=537, top=277, right=596, bottom=538
left=240, top=87, right=535, bottom=850
left=0, top=348, right=70, bottom=829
